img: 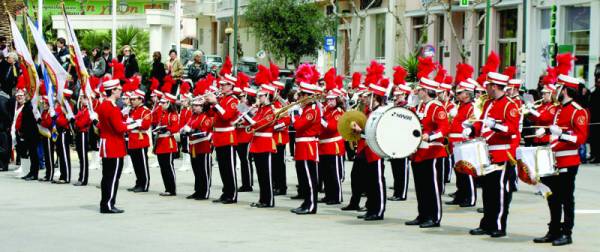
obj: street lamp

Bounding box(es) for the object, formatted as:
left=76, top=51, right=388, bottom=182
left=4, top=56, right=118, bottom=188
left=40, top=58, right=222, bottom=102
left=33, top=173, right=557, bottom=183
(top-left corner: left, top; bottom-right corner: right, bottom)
left=119, top=0, right=128, bottom=13
left=225, top=26, right=234, bottom=58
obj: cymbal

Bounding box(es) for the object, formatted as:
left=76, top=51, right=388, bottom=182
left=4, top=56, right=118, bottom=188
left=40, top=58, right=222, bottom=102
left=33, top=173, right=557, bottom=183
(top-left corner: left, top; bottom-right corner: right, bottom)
left=337, top=110, right=367, bottom=142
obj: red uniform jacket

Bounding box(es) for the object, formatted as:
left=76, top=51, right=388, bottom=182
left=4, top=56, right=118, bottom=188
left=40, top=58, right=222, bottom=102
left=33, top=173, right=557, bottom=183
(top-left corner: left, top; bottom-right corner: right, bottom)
left=54, top=104, right=70, bottom=131
left=74, top=107, right=91, bottom=132
left=319, top=106, right=345, bottom=156
left=412, top=100, right=450, bottom=162
left=209, top=94, right=239, bottom=147
left=236, top=108, right=254, bottom=144
left=179, top=107, right=192, bottom=129
left=294, top=103, right=321, bottom=161
left=154, top=111, right=179, bottom=154
left=128, top=106, right=152, bottom=149
left=188, top=113, right=214, bottom=156
left=448, top=102, right=474, bottom=152
left=97, top=100, right=128, bottom=158
left=550, top=101, right=588, bottom=168
left=511, top=96, right=523, bottom=150
left=357, top=106, right=381, bottom=163
left=472, top=95, right=520, bottom=163
left=151, top=105, right=163, bottom=127
left=273, top=100, right=290, bottom=145
left=248, top=105, right=276, bottom=153
left=528, top=102, right=557, bottom=144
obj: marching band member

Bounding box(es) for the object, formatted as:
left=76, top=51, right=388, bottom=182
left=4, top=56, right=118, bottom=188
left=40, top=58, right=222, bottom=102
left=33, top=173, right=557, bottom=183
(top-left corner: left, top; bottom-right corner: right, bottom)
left=290, top=65, right=322, bottom=215
left=446, top=80, right=477, bottom=207
left=178, top=84, right=193, bottom=172
left=246, top=84, right=278, bottom=208
left=206, top=74, right=240, bottom=204
left=533, top=74, right=588, bottom=246
left=73, top=95, right=92, bottom=186
left=98, top=79, right=137, bottom=214
left=14, top=83, right=40, bottom=180
left=53, top=89, right=73, bottom=184
left=526, top=84, right=558, bottom=146
left=465, top=70, right=519, bottom=238
left=439, top=77, right=455, bottom=187
left=38, top=88, right=56, bottom=182
left=126, top=89, right=152, bottom=192
left=236, top=72, right=257, bottom=192
left=388, top=81, right=412, bottom=201
left=270, top=63, right=291, bottom=196
left=184, top=84, right=214, bottom=200
left=154, top=93, right=180, bottom=196
left=318, top=75, right=345, bottom=205
left=406, top=72, right=449, bottom=228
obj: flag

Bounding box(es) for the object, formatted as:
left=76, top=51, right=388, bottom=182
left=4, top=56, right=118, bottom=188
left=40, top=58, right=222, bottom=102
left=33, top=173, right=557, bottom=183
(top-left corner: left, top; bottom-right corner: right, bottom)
left=8, top=15, right=41, bottom=115
left=27, top=16, right=74, bottom=119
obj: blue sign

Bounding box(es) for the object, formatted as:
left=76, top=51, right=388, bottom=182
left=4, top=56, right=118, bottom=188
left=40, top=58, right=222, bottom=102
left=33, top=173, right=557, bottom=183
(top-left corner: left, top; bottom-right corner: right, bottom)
left=324, top=36, right=336, bottom=52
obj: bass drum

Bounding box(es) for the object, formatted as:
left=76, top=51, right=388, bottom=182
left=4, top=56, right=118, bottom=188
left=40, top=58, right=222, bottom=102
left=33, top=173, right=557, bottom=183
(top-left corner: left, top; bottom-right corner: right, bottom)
left=365, top=106, right=422, bottom=159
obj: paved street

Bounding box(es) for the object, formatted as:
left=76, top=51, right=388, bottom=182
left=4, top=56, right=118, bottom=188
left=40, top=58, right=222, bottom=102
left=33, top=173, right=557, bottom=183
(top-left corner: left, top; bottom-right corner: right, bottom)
left=1, top=154, right=599, bottom=252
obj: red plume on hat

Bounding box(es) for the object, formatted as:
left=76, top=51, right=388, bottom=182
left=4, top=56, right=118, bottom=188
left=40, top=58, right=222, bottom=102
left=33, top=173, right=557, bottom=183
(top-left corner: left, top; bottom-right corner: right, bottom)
left=310, top=65, right=321, bottom=85
left=110, top=58, right=125, bottom=80
left=205, top=73, right=216, bottom=87
left=149, top=77, right=159, bottom=92
left=454, top=63, right=474, bottom=84
left=351, top=72, right=362, bottom=89
left=219, top=56, right=232, bottom=77
left=434, top=64, right=447, bottom=83
left=193, top=78, right=210, bottom=96
left=237, top=71, right=250, bottom=90
left=393, top=66, right=407, bottom=85
left=179, top=81, right=191, bottom=94
left=16, top=74, right=26, bottom=90
left=336, top=75, right=344, bottom=90
left=542, top=67, right=558, bottom=85
left=269, top=61, right=280, bottom=82
left=255, top=64, right=272, bottom=85
left=364, top=60, right=385, bottom=85
left=39, top=81, right=47, bottom=96
left=502, top=66, right=517, bottom=80
left=295, top=63, right=314, bottom=84
left=18, top=62, right=31, bottom=94
left=324, top=68, right=337, bottom=91
left=556, top=53, right=576, bottom=75
left=444, top=76, right=453, bottom=84
left=476, top=51, right=500, bottom=84
left=161, top=75, right=174, bottom=94
left=417, top=56, right=435, bottom=80
left=89, top=76, right=100, bottom=91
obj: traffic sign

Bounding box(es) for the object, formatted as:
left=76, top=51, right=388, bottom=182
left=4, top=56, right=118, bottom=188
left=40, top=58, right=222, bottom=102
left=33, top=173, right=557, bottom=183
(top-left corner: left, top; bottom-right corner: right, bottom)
left=460, top=0, right=469, bottom=7
left=324, top=36, right=336, bottom=52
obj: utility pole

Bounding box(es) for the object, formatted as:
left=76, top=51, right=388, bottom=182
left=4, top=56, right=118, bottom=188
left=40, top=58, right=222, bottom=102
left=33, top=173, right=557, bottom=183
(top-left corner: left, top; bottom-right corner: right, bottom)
left=333, top=0, right=339, bottom=73
left=232, top=0, right=239, bottom=74
left=484, top=0, right=490, bottom=60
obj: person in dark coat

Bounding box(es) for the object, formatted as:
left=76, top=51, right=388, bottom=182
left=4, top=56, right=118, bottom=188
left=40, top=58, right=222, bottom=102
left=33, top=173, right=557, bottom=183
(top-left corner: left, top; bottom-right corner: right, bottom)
left=150, top=51, right=166, bottom=87
left=15, top=92, right=41, bottom=180
left=117, top=45, right=139, bottom=78
left=0, top=52, right=20, bottom=95
left=588, top=76, right=600, bottom=163
left=0, top=88, right=10, bottom=171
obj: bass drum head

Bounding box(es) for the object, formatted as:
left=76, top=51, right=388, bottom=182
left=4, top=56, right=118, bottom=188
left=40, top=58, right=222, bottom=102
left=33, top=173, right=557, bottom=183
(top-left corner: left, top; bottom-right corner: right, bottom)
left=366, top=106, right=422, bottom=159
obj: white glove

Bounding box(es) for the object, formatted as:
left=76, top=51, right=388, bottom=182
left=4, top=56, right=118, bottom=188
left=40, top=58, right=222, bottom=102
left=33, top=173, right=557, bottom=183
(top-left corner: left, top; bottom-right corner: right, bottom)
left=461, top=120, right=473, bottom=128
left=89, top=112, right=98, bottom=121
left=534, top=128, right=546, bottom=137
left=126, top=118, right=134, bottom=124
left=462, top=127, right=472, bottom=138
left=135, top=119, right=142, bottom=125
left=484, top=118, right=496, bottom=128
left=549, top=125, right=562, bottom=137
left=321, top=118, right=328, bottom=128
left=182, top=125, right=192, bottom=133
left=126, top=122, right=138, bottom=130
left=526, top=103, right=535, bottom=109
left=33, top=109, right=41, bottom=120
left=121, top=106, right=130, bottom=115
left=449, top=107, right=458, bottom=118
left=66, top=113, right=75, bottom=120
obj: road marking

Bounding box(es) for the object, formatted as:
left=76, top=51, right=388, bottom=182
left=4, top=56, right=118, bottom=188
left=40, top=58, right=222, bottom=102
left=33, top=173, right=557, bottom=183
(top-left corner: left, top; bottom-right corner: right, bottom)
left=575, top=210, right=600, bottom=214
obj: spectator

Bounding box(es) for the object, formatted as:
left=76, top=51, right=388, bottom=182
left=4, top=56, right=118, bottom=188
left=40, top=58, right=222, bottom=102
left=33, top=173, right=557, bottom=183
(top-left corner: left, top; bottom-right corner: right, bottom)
left=91, top=48, right=107, bottom=78
left=102, top=46, right=112, bottom=74
left=117, top=45, right=139, bottom=78
left=0, top=36, right=8, bottom=57
left=0, top=86, right=10, bottom=171
left=150, top=51, right=166, bottom=85
left=186, top=50, right=208, bottom=83
left=81, top=48, right=92, bottom=71
left=54, top=38, right=70, bottom=70
left=0, top=52, right=20, bottom=95
left=166, top=49, right=183, bottom=80
left=589, top=75, right=600, bottom=163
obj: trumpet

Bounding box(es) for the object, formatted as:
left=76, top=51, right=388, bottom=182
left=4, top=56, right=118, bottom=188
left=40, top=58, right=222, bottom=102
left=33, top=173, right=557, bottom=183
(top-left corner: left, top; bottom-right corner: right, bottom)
left=246, top=93, right=325, bottom=134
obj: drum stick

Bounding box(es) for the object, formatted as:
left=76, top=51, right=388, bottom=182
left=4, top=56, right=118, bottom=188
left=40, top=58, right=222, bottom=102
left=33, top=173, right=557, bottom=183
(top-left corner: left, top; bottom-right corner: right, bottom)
left=468, top=119, right=501, bottom=123
left=523, top=125, right=568, bottom=129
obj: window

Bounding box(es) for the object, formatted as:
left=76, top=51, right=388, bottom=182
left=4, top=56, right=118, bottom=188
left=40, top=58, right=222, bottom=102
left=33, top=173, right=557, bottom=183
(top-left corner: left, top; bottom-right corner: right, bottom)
left=476, top=11, right=485, bottom=73
left=565, top=6, right=590, bottom=79
left=198, top=28, right=204, bottom=45
left=437, top=15, right=445, bottom=63
left=375, top=13, right=386, bottom=59
left=412, top=16, right=426, bottom=51
left=498, top=9, right=518, bottom=69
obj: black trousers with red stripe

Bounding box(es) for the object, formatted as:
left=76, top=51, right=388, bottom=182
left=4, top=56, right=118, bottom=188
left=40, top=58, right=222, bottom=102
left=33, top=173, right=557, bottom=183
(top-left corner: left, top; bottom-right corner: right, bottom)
left=129, top=147, right=150, bottom=191
left=479, top=163, right=516, bottom=232
left=56, top=130, right=72, bottom=182
left=100, top=157, right=124, bottom=211
left=42, top=137, right=55, bottom=180
left=296, top=160, right=317, bottom=212
left=216, top=145, right=238, bottom=201
left=75, top=132, right=89, bottom=184
left=157, top=153, right=176, bottom=194
left=190, top=153, right=212, bottom=199
left=236, top=143, right=253, bottom=188
left=366, top=159, right=386, bottom=217
left=540, top=166, right=578, bottom=236
left=450, top=155, right=477, bottom=205
left=254, top=152, right=274, bottom=206
left=390, top=158, right=410, bottom=200
left=319, top=155, right=344, bottom=203
left=272, top=144, right=287, bottom=193
left=412, top=157, right=444, bottom=224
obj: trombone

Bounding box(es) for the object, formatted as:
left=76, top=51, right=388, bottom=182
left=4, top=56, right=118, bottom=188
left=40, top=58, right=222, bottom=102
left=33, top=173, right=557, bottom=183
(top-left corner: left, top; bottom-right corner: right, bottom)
left=246, top=93, right=325, bottom=134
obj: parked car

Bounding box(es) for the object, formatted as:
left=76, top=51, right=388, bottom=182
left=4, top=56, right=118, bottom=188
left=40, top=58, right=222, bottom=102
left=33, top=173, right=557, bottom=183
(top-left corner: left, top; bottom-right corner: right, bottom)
left=237, top=56, right=258, bottom=77
left=204, top=55, right=223, bottom=75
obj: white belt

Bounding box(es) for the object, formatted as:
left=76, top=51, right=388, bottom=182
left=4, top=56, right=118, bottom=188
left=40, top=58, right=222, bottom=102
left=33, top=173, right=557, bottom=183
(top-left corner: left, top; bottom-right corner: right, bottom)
left=254, top=132, right=273, bottom=138
left=214, top=127, right=235, bottom=132
left=130, top=130, right=145, bottom=133
left=488, top=144, right=510, bottom=151
left=448, top=133, right=464, bottom=138
left=418, top=142, right=444, bottom=149
left=555, top=150, right=578, bottom=157
left=319, top=136, right=342, bottom=144
left=158, top=133, right=171, bottom=138
left=558, top=168, right=570, bottom=173
left=189, top=134, right=212, bottom=144
left=296, top=137, right=318, bottom=143
left=511, top=135, right=517, bottom=139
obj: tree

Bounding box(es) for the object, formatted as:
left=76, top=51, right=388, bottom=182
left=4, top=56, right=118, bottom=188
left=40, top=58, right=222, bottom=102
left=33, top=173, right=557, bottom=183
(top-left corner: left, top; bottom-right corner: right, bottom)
left=245, top=0, right=333, bottom=67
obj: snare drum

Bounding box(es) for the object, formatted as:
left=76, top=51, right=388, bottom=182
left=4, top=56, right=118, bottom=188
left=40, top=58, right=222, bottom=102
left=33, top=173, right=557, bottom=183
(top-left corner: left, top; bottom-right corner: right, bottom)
left=516, top=146, right=557, bottom=185
left=452, top=138, right=490, bottom=177
left=364, top=105, right=422, bottom=159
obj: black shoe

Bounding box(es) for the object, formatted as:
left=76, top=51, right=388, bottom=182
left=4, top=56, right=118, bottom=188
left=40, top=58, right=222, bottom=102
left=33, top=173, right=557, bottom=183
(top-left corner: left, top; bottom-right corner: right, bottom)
left=221, top=199, right=237, bottom=204
left=419, top=220, right=440, bottom=228
left=132, top=188, right=147, bottom=193
left=357, top=207, right=367, bottom=212
left=38, top=177, right=50, bottom=182
left=356, top=214, right=366, bottom=219
left=52, top=180, right=68, bottom=184
left=469, top=228, right=489, bottom=235
left=21, top=175, right=31, bottom=180
left=405, top=218, right=423, bottom=226
left=326, top=201, right=341, bottom=205
left=459, top=202, right=475, bottom=208
left=255, top=203, right=274, bottom=208
left=388, top=196, right=406, bottom=201
left=212, top=198, right=224, bottom=203
left=24, top=176, right=38, bottom=181
left=238, top=186, right=253, bottom=192
left=533, top=232, right=559, bottom=243
left=341, top=205, right=360, bottom=211
left=186, top=194, right=200, bottom=199
left=445, top=200, right=461, bottom=205
left=290, top=207, right=304, bottom=214
left=73, top=181, right=86, bottom=186
left=273, top=190, right=287, bottom=196
left=477, top=208, right=484, bottom=213
left=194, top=197, right=209, bottom=201
left=250, top=202, right=260, bottom=207
left=294, top=208, right=316, bottom=215
left=318, top=197, right=329, bottom=203
left=100, top=208, right=125, bottom=214
left=489, top=230, right=506, bottom=238
left=127, top=187, right=137, bottom=192
left=159, top=192, right=176, bottom=197
left=448, top=192, right=456, bottom=198
left=552, top=235, right=572, bottom=246
left=364, top=215, right=384, bottom=221
left=290, top=195, right=303, bottom=200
